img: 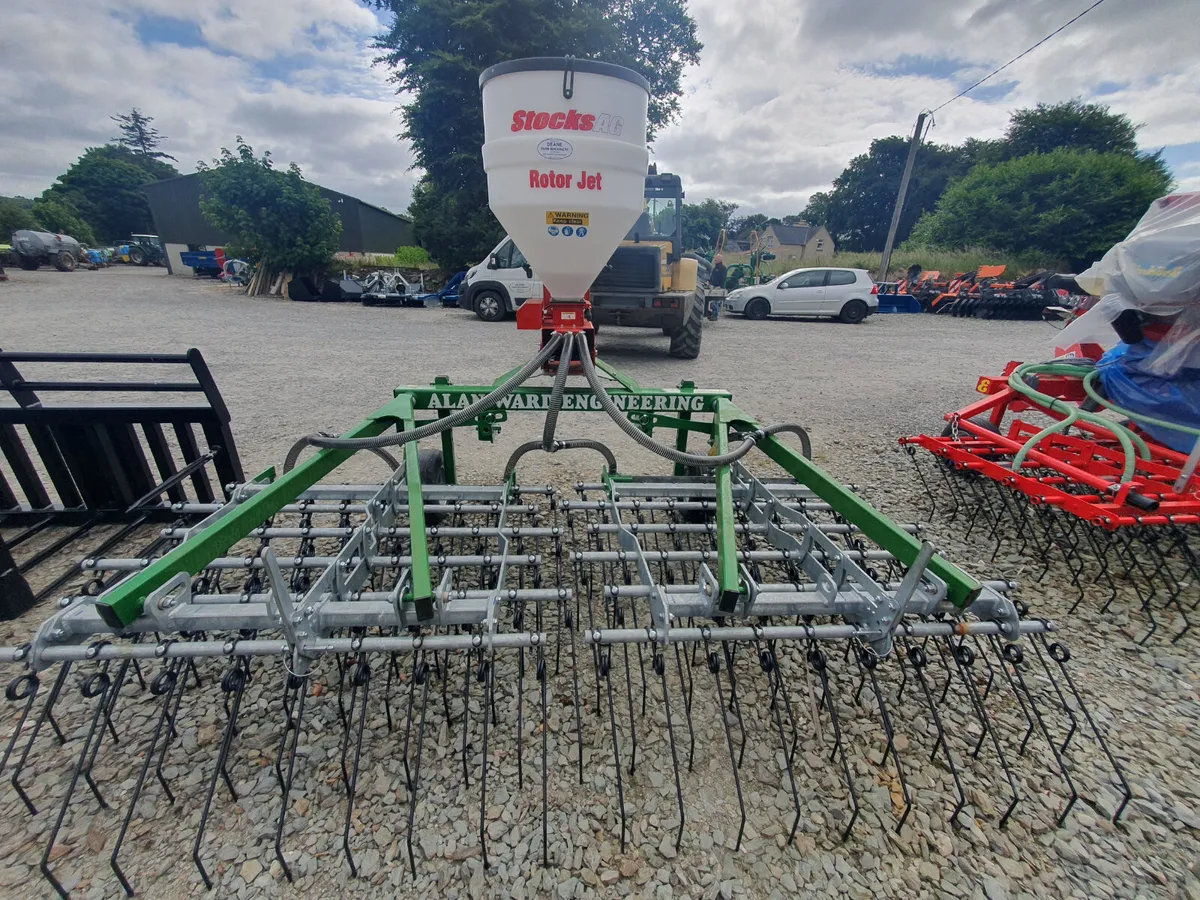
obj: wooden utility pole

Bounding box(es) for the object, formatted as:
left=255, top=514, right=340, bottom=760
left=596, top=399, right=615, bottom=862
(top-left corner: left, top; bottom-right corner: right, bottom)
left=877, top=112, right=927, bottom=284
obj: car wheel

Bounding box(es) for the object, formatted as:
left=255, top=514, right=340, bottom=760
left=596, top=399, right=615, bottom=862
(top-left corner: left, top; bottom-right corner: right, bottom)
left=474, top=290, right=506, bottom=322
left=839, top=299, right=868, bottom=324
left=744, top=297, right=770, bottom=320
left=55, top=251, right=77, bottom=272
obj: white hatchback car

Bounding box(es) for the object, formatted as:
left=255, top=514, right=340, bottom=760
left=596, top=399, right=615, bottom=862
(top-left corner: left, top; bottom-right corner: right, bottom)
left=724, top=267, right=877, bottom=323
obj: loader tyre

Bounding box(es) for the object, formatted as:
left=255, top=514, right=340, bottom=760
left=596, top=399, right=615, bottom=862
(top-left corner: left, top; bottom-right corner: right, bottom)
left=668, top=289, right=704, bottom=359
left=18, top=254, right=40, bottom=271
left=129, top=246, right=147, bottom=266
left=55, top=251, right=76, bottom=272
left=839, top=299, right=868, bottom=324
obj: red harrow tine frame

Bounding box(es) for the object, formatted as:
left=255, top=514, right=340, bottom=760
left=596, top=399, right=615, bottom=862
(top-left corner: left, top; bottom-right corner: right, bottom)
left=902, top=352, right=1200, bottom=642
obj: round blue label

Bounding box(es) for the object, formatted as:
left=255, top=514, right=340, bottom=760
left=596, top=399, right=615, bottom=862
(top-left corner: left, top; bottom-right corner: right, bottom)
left=576, top=227, right=588, bottom=237
left=562, top=226, right=574, bottom=237
left=547, top=226, right=559, bottom=236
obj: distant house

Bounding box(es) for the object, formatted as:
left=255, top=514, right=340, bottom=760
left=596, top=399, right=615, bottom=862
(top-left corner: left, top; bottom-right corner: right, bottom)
left=760, top=223, right=835, bottom=263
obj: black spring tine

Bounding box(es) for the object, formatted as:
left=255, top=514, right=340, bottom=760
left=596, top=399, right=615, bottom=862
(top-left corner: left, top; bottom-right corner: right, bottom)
left=335, top=652, right=350, bottom=730
left=672, top=643, right=696, bottom=771
left=537, top=649, right=550, bottom=867
left=154, top=648, right=192, bottom=802
left=272, top=672, right=296, bottom=792
left=477, top=655, right=494, bottom=870
left=704, top=634, right=745, bottom=851
left=438, top=647, right=452, bottom=727
left=903, top=641, right=966, bottom=826
left=12, top=662, right=73, bottom=814
left=627, top=597, right=649, bottom=719
left=460, top=643, right=473, bottom=786
left=856, top=647, right=912, bottom=832
left=273, top=672, right=309, bottom=883
left=342, top=657, right=372, bottom=877
left=111, top=661, right=183, bottom=896
left=565, top=606, right=584, bottom=784
left=600, top=647, right=627, bottom=851
left=1008, top=633, right=1077, bottom=755
left=946, top=637, right=1021, bottom=827
left=193, top=662, right=249, bottom=890
left=653, top=648, right=685, bottom=852
left=41, top=669, right=113, bottom=900
left=1, top=671, right=39, bottom=779
left=384, top=647, right=397, bottom=732
left=1034, top=636, right=1132, bottom=824
left=82, top=656, right=136, bottom=808
left=406, top=655, right=431, bottom=878
left=401, top=651, right=421, bottom=791
left=759, top=643, right=801, bottom=844
left=997, top=642, right=1078, bottom=825
left=720, top=639, right=748, bottom=768
left=1081, top=525, right=1118, bottom=614
left=516, top=635, right=526, bottom=788
left=617, top=608, right=639, bottom=777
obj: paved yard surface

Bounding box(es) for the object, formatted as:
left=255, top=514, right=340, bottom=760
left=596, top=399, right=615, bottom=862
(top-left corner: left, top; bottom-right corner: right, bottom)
left=0, top=266, right=1196, bottom=900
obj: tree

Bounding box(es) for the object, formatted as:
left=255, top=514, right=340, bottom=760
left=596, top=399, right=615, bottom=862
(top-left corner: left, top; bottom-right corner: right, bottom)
left=372, top=0, right=703, bottom=270
left=30, top=198, right=96, bottom=245
left=1002, top=99, right=1138, bottom=160
left=908, top=149, right=1172, bottom=269
left=41, top=145, right=177, bottom=242
left=727, top=213, right=769, bottom=239
left=197, top=138, right=342, bottom=276
left=813, top=137, right=973, bottom=253
left=681, top=199, right=737, bottom=252
left=0, top=198, right=38, bottom=237
left=798, top=192, right=831, bottom=227
left=111, top=109, right=177, bottom=161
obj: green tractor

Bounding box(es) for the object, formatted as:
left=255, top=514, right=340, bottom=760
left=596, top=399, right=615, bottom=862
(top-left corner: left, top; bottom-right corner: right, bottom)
left=119, top=234, right=165, bottom=266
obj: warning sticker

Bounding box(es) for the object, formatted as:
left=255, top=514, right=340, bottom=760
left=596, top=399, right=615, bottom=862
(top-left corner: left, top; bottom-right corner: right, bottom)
left=545, top=211, right=589, bottom=227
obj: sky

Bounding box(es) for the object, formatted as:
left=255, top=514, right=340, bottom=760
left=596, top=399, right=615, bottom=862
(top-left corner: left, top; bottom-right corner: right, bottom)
left=1, top=0, right=1197, bottom=219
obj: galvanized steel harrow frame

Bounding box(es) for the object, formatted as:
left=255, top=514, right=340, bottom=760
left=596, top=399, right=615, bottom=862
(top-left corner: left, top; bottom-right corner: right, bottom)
left=2, top=361, right=1129, bottom=897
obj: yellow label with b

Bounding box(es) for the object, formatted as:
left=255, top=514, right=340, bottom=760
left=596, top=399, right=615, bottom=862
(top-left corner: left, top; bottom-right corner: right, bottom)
left=546, top=211, right=589, bottom=227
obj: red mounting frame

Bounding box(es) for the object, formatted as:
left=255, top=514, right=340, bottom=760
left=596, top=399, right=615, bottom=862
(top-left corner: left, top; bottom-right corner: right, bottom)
left=516, top=287, right=596, bottom=372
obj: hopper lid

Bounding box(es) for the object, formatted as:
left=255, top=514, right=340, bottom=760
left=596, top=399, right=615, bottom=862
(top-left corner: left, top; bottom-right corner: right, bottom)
left=479, top=56, right=650, bottom=92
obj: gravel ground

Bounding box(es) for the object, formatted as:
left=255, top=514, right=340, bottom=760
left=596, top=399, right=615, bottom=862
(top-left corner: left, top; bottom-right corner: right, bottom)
left=0, top=266, right=1197, bottom=900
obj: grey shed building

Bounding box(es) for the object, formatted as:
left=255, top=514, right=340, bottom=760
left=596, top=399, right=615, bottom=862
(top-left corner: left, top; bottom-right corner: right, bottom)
left=143, top=173, right=414, bottom=275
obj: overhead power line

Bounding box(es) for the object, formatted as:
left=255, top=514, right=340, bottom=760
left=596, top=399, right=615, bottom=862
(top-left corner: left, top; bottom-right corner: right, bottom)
left=931, top=0, right=1110, bottom=113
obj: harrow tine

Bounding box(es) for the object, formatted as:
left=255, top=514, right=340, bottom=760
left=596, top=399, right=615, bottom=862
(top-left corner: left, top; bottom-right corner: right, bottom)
left=901, top=641, right=966, bottom=826
left=341, top=656, right=372, bottom=877
left=111, top=659, right=185, bottom=896
left=273, top=671, right=309, bottom=883
left=1032, top=636, right=1132, bottom=824
left=996, top=642, right=1079, bottom=825
left=405, top=652, right=431, bottom=878
left=599, top=646, right=627, bottom=851
left=855, top=647, right=912, bottom=832
left=808, top=645, right=858, bottom=841
left=537, top=647, right=550, bottom=866
left=653, top=647, right=686, bottom=852
left=11, top=662, right=72, bottom=814
left=944, top=637, right=1021, bottom=827
left=720, top=639, right=748, bottom=768
left=192, top=660, right=249, bottom=890
left=758, top=641, right=802, bottom=844
left=477, top=652, right=493, bottom=870
left=41, top=668, right=113, bottom=900
left=672, top=643, right=696, bottom=771
left=1, top=671, right=39, bottom=778
left=704, top=633, right=746, bottom=851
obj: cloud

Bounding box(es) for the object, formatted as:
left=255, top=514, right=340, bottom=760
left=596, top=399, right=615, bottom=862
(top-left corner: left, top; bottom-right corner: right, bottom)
left=652, top=0, right=1200, bottom=215
left=1, top=0, right=1197, bottom=221
left=0, top=1, right=418, bottom=212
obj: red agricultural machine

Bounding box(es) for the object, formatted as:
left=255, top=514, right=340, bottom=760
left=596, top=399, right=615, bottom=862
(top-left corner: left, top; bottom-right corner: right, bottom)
left=904, top=193, right=1200, bottom=641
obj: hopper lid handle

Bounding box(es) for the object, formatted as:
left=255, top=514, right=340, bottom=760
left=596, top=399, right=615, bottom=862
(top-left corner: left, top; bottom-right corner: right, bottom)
left=563, top=55, right=575, bottom=100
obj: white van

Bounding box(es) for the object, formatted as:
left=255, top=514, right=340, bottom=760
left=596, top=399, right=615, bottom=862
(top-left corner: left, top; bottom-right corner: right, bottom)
left=460, top=237, right=544, bottom=321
